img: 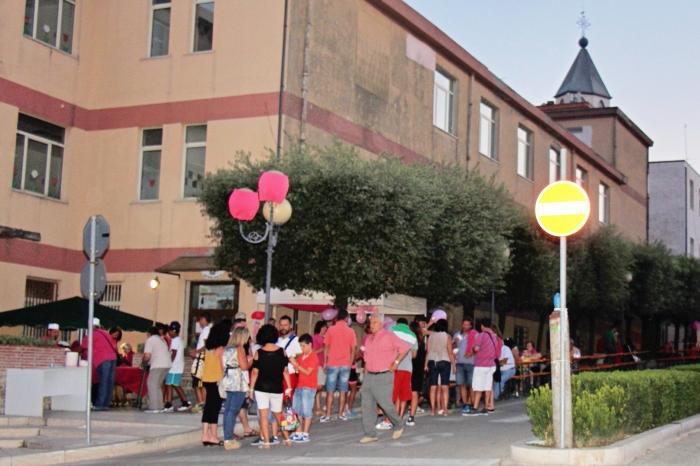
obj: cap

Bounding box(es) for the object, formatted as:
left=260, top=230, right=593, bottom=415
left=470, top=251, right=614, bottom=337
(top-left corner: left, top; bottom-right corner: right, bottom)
left=48, top=323, right=59, bottom=330
left=169, top=321, right=181, bottom=331
left=234, top=312, right=247, bottom=320
left=92, top=318, right=100, bottom=326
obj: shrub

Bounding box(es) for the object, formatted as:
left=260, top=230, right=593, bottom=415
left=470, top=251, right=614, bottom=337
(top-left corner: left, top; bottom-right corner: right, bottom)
left=527, top=369, right=700, bottom=447
left=670, top=364, right=700, bottom=373
left=0, top=335, right=58, bottom=347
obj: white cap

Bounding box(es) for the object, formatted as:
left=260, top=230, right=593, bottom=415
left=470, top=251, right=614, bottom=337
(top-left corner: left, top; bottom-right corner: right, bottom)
left=92, top=318, right=100, bottom=326
left=48, top=323, right=59, bottom=330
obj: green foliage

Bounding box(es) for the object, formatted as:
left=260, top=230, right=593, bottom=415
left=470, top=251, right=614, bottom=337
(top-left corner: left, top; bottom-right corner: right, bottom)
left=0, top=335, right=58, bottom=347
left=199, top=142, right=517, bottom=307
left=670, top=364, right=700, bottom=373
left=527, top=369, right=700, bottom=447
left=628, top=242, right=676, bottom=319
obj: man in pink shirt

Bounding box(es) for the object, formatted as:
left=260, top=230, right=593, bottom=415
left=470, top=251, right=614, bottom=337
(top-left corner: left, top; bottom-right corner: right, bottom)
left=322, top=309, right=356, bottom=422
left=80, top=318, right=117, bottom=411
left=359, top=314, right=410, bottom=444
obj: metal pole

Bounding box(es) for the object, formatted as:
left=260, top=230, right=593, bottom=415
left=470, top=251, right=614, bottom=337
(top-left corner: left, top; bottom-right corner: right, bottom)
left=276, top=0, right=289, bottom=162
left=86, top=216, right=96, bottom=444
left=559, top=235, right=571, bottom=449
left=263, top=205, right=275, bottom=323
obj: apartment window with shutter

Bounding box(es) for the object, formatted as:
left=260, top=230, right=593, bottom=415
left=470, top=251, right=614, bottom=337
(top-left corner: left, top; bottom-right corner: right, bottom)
left=192, top=1, right=214, bottom=52
left=139, top=128, right=163, bottom=200
left=101, top=283, right=122, bottom=310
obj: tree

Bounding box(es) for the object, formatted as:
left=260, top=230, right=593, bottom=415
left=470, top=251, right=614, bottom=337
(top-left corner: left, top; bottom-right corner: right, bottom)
left=199, top=142, right=516, bottom=308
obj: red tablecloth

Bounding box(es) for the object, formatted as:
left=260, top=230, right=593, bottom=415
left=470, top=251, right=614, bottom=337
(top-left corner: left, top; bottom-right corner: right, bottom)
left=115, top=366, right=147, bottom=395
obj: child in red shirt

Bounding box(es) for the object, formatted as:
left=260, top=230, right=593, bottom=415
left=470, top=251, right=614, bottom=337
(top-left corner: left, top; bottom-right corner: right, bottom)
left=290, top=334, right=319, bottom=442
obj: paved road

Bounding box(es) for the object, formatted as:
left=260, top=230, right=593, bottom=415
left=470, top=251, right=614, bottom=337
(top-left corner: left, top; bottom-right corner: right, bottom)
left=628, top=427, right=700, bottom=465
left=68, top=399, right=534, bottom=465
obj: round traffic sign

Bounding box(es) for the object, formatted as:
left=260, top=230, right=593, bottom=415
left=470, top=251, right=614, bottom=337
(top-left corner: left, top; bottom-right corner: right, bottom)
left=535, top=181, right=591, bottom=237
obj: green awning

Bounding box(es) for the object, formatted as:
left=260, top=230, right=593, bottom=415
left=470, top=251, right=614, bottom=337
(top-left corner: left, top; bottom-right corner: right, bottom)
left=0, top=296, right=152, bottom=332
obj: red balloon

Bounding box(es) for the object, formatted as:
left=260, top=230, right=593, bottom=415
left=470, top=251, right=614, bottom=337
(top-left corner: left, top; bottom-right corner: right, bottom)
left=229, top=189, right=260, bottom=220
left=258, top=171, right=289, bottom=204
left=251, top=311, right=265, bottom=320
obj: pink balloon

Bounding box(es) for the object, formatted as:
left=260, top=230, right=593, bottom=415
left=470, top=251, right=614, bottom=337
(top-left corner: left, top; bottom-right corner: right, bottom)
left=383, top=316, right=393, bottom=325
left=432, top=310, right=447, bottom=321
left=322, top=308, right=338, bottom=321
left=347, top=317, right=352, bottom=326
left=356, top=309, right=367, bottom=324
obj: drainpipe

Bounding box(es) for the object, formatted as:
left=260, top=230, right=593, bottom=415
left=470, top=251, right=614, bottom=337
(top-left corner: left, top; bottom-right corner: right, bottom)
left=465, top=72, right=474, bottom=172
left=275, top=0, right=290, bottom=162
left=299, top=0, right=312, bottom=150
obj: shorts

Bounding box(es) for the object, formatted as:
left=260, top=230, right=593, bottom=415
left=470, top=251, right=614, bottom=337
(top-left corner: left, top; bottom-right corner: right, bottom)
left=191, top=375, right=203, bottom=389
left=254, top=391, right=283, bottom=412
left=392, top=370, right=412, bottom=402
left=428, top=360, right=451, bottom=386
left=165, top=373, right=182, bottom=386
left=317, top=366, right=326, bottom=388
left=472, top=366, right=496, bottom=392
left=455, top=363, right=474, bottom=386
left=411, top=369, right=425, bottom=392
left=349, top=367, right=358, bottom=385
left=325, top=366, right=350, bottom=393
left=292, top=387, right=315, bottom=419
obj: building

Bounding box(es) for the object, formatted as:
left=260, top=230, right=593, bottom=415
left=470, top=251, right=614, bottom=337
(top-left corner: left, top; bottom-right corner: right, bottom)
left=648, top=160, right=700, bottom=256
left=0, top=1, right=650, bottom=345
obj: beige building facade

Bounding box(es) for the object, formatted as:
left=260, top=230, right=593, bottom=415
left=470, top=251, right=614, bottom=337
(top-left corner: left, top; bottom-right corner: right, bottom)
left=0, top=0, right=650, bottom=346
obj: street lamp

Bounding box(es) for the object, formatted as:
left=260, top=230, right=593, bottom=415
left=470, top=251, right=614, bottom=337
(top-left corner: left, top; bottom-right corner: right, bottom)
left=150, top=277, right=160, bottom=324
left=228, top=171, right=292, bottom=323
left=490, top=245, right=511, bottom=325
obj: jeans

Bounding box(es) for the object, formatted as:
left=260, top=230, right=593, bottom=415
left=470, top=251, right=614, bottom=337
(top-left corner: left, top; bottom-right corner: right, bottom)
left=223, top=391, right=246, bottom=441
left=325, top=366, right=351, bottom=392
left=95, top=359, right=116, bottom=409
left=361, top=372, right=403, bottom=438
left=494, top=368, right=516, bottom=400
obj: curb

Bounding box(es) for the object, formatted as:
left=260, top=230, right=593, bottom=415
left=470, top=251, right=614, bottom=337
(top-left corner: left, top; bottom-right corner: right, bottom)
left=510, top=413, right=700, bottom=465
left=0, top=429, right=200, bottom=466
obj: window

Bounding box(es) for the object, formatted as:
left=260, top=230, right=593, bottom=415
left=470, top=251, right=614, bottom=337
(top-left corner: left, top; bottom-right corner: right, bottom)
left=690, top=179, right=695, bottom=211
left=691, top=238, right=695, bottom=257
left=549, top=147, right=561, bottom=184
left=433, top=70, right=454, bottom=134
left=150, top=0, right=171, bottom=57
left=24, top=0, right=75, bottom=53
left=140, top=128, right=163, bottom=201
left=599, top=182, right=610, bottom=225
left=101, top=283, right=122, bottom=310
left=516, top=126, right=533, bottom=180
left=22, top=278, right=59, bottom=338
left=575, top=166, right=588, bottom=189
left=13, top=114, right=65, bottom=199
left=183, top=125, right=207, bottom=198
left=192, top=1, right=215, bottom=52
left=479, top=101, right=498, bottom=159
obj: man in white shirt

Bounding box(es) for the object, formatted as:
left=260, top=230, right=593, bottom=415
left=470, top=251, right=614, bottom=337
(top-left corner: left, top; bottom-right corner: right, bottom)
left=164, top=321, right=191, bottom=412
left=143, top=326, right=172, bottom=413
left=494, top=339, right=516, bottom=401
left=277, top=316, right=302, bottom=389
left=189, top=313, right=212, bottom=410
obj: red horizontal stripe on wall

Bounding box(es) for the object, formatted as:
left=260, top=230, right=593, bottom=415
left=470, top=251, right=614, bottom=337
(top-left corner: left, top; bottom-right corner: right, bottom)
left=0, top=239, right=210, bottom=274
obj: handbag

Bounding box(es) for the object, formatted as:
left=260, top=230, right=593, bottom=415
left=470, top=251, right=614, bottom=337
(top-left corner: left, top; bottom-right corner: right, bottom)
left=486, top=333, right=502, bottom=383
left=280, top=397, right=299, bottom=432
left=191, top=353, right=204, bottom=380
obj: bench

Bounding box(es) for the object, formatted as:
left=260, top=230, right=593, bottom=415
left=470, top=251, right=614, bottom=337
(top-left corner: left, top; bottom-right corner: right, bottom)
left=5, top=367, right=88, bottom=417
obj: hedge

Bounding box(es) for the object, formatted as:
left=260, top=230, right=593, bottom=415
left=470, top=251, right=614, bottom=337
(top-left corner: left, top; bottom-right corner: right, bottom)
left=527, top=369, right=700, bottom=447
left=670, top=364, right=700, bottom=373
left=0, top=335, right=59, bottom=347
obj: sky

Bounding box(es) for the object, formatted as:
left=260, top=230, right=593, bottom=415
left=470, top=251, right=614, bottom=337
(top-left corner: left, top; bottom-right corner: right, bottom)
left=404, top=0, right=700, bottom=170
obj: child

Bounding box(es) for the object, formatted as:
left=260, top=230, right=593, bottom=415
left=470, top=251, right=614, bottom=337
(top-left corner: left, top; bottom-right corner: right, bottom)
left=163, top=322, right=191, bottom=412
left=290, top=333, right=319, bottom=443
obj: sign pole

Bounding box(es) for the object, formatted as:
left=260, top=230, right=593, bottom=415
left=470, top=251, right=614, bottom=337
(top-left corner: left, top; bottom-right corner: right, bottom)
left=86, top=216, right=96, bottom=444
left=558, top=236, right=573, bottom=448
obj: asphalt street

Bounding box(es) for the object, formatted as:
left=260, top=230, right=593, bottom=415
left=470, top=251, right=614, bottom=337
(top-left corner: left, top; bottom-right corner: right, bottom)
left=67, top=399, right=534, bottom=466
left=628, top=427, right=700, bottom=465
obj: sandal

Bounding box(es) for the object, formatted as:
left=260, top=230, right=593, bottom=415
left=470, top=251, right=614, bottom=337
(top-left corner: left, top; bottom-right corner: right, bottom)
left=259, top=442, right=270, bottom=449
left=233, top=434, right=243, bottom=441
left=283, top=439, right=292, bottom=446
left=243, top=429, right=259, bottom=437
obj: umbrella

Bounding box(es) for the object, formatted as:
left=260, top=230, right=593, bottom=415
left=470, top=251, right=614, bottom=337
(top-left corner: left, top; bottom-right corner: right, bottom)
left=0, top=296, right=153, bottom=332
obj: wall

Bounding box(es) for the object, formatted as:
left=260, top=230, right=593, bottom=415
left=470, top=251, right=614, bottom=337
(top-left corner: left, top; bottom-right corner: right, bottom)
left=648, top=162, right=686, bottom=255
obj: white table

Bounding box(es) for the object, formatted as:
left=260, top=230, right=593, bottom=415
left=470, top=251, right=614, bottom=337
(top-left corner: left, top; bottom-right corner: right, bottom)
left=5, top=367, right=88, bottom=417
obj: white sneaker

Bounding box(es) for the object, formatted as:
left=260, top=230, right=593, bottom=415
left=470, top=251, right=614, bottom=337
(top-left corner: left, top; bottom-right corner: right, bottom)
left=375, top=420, right=393, bottom=430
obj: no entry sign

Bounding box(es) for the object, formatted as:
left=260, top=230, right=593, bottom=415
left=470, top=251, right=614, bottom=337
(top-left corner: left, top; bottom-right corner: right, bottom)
left=535, top=181, right=591, bottom=237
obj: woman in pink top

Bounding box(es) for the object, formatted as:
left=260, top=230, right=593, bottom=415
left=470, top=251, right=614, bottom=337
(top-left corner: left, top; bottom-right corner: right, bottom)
left=312, top=321, right=327, bottom=416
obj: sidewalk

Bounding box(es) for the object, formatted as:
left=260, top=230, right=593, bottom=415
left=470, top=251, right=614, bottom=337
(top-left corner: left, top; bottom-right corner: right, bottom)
left=0, top=408, right=260, bottom=466
left=628, top=426, right=700, bottom=465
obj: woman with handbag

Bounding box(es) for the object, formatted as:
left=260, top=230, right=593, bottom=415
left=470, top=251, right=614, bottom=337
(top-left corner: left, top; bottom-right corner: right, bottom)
left=221, top=327, right=251, bottom=450
left=200, top=320, right=232, bottom=446
left=249, top=324, right=293, bottom=448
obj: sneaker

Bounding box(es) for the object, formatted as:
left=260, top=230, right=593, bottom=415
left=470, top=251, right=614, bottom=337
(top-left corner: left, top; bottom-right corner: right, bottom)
left=164, top=402, right=172, bottom=409
left=338, top=413, right=348, bottom=421
left=270, top=436, right=280, bottom=445
left=143, top=409, right=162, bottom=414
left=487, top=408, right=495, bottom=413
left=406, top=416, right=415, bottom=426
left=463, top=409, right=482, bottom=416
left=224, top=439, right=241, bottom=450
left=479, top=408, right=490, bottom=415
left=375, top=420, right=393, bottom=430
left=163, top=406, right=174, bottom=413
left=251, top=437, right=264, bottom=447
left=359, top=436, right=378, bottom=444
left=177, top=402, right=192, bottom=412
left=319, top=415, right=331, bottom=423
left=415, top=406, right=425, bottom=414
left=191, top=403, right=204, bottom=413
left=461, top=405, right=472, bottom=414
left=289, top=433, right=301, bottom=442
left=347, top=409, right=359, bottom=419
left=293, top=433, right=310, bottom=443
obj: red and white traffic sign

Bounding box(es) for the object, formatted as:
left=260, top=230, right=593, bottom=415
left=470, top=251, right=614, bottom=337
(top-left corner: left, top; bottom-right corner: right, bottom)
left=535, top=181, right=591, bottom=237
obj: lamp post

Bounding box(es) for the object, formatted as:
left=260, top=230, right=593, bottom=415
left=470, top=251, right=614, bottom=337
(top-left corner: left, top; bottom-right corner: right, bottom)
left=228, top=171, right=292, bottom=323
left=150, top=277, right=160, bottom=324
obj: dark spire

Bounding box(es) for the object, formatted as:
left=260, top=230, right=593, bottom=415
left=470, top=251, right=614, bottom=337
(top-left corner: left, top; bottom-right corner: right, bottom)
left=554, top=38, right=611, bottom=99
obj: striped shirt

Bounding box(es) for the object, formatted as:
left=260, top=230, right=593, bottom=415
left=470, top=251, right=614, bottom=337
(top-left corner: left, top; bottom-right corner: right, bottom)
left=473, top=329, right=498, bottom=367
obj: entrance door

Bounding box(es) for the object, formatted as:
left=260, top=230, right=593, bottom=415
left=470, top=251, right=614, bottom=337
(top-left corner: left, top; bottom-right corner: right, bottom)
left=188, top=281, right=239, bottom=347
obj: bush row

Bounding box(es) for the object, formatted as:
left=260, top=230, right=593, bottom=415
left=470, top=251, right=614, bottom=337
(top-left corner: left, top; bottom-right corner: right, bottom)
left=0, top=335, right=58, bottom=347
left=527, top=369, right=700, bottom=447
